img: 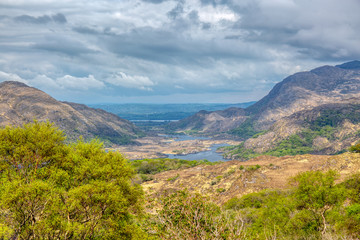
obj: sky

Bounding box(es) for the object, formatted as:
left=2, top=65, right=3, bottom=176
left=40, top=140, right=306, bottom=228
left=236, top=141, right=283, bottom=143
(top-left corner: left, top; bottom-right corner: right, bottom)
left=0, top=0, right=359, bottom=104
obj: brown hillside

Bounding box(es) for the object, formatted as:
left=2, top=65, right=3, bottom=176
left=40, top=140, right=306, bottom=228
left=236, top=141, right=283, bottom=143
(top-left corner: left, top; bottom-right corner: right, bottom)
left=142, top=153, right=360, bottom=205
left=0, top=81, right=144, bottom=144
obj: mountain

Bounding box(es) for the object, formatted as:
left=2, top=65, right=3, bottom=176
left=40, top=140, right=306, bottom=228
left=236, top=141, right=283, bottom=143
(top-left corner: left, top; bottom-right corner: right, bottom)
left=247, top=61, right=360, bottom=129
left=168, top=61, right=360, bottom=156
left=167, top=107, right=247, bottom=134
left=0, top=81, right=144, bottom=144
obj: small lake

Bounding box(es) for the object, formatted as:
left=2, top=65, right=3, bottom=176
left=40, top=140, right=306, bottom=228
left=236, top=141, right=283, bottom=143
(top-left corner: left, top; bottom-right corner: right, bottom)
left=163, top=135, right=229, bottom=162
left=166, top=143, right=229, bottom=162
left=159, top=134, right=210, bottom=142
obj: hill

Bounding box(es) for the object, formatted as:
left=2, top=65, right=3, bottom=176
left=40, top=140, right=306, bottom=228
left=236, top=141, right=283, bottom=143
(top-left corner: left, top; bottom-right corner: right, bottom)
left=167, top=107, right=247, bottom=135
left=0, top=81, right=144, bottom=144
left=247, top=60, right=360, bottom=129
left=168, top=61, right=360, bottom=156
left=141, top=152, right=360, bottom=205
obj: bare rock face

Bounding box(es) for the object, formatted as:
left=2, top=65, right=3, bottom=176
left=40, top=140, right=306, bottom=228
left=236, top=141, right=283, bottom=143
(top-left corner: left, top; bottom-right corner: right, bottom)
left=0, top=81, right=144, bottom=145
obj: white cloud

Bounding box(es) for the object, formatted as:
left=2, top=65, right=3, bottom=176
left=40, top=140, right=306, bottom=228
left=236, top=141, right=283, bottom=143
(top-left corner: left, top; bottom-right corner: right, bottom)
left=56, top=75, right=105, bottom=90
left=197, top=5, right=238, bottom=23
left=0, top=71, right=28, bottom=84
left=27, top=74, right=105, bottom=91
left=31, top=74, right=61, bottom=89
left=106, top=72, right=155, bottom=91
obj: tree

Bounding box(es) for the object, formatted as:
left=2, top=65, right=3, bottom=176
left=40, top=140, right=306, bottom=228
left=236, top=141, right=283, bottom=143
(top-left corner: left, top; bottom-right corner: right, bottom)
left=0, top=121, right=145, bottom=239
left=289, top=170, right=345, bottom=236
left=349, top=142, right=360, bottom=153
left=154, top=189, right=245, bottom=239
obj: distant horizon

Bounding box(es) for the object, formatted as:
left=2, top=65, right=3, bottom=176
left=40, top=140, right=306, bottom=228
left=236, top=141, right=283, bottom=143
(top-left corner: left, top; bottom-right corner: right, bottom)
left=87, top=101, right=257, bottom=105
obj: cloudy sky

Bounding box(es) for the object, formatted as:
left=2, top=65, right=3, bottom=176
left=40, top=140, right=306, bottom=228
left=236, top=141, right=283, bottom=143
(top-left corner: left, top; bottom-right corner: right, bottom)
left=0, top=0, right=359, bottom=103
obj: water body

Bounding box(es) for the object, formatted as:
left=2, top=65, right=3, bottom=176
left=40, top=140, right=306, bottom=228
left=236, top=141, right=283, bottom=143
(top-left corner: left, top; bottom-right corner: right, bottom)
left=166, top=143, right=229, bottom=162
left=130, top=120, right=178, bottom=122
left=162, top=135, right=229, bottom=162
left=160, top=134, right=210, bottom=142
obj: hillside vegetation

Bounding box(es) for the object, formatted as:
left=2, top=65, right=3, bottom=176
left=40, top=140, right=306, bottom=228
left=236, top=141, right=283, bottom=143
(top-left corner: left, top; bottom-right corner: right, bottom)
left=223, top=103, right=360, bottom=160
left=2, top=122, right=360, bottom=239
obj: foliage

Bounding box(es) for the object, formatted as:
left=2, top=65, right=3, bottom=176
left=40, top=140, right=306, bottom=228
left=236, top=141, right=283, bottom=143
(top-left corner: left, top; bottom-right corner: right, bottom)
left=289, top=170, right=346, bottom=236
left=223, top=125, right=338, bottom=160
left=130, top=158, right=217, bottom=183
left=150, top=189, right=246, bottom=239
left=221, top=143, right=260, bottom=161
left=222, top=171, right=353, bottom=239
left=349, top=142, right=360, bottom=153
left=224, top=189, right=294, bottom=239
left=309, top=106, right=360, bottom=129
left=0, top=121, right=145, bottom=239
left=229, top=119, right=259, bottom=139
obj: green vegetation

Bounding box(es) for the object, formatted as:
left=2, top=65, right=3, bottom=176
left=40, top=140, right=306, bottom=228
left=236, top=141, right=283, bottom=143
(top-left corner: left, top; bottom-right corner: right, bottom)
left=223, top=126, right=337, bottom=160
left=225, top=105, right=360, bottom=160
left=167, top=174, right=180, bottom=182
left=0, top=122, right=145, bottom=239
left=4, top=121, right=360, bottom=239
left=130, top=158, right=218, bottom=183
left=349, top=142, right=360, bottom=153
left=309, top=106, right=360, bottom=129
left=229, top=118, right=260, bottom=139
left=221, top=142, right=260, bottom=160
left=147, top=171, right=360, bottom=239
left=147, top=190, right=245, bottom=239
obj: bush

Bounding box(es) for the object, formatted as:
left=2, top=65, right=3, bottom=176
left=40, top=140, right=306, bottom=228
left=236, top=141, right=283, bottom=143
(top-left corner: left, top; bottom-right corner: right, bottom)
left=0, top=122, right=145, bottom=239
left=153, top=189, right=245, bottom=239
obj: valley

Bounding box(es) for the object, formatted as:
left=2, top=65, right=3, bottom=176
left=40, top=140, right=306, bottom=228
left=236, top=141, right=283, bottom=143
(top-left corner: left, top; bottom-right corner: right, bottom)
left=2, top=61, right=360, bottom=239
left=112, top=134, right=241, bottom=161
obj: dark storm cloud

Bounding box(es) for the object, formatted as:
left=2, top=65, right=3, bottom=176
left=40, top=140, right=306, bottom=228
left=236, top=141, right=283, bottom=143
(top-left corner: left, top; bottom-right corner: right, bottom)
left=14, top=13, right=67, bottom=24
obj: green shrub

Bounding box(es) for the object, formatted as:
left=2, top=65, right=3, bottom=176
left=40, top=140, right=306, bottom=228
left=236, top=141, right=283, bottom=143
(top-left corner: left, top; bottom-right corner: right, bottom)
left=0, top=121, right=145, bottom=239
left=167, top=174, right=179, bottom=182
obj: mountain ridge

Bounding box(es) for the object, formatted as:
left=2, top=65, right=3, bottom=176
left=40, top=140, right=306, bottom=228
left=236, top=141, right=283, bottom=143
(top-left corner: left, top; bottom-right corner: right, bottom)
left=168, top=61, right=360, bottom=156
left=0, top=81, right=144, bottom=145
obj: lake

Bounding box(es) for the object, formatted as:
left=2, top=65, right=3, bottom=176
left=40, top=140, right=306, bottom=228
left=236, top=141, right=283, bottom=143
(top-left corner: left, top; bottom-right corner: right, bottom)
left=164, top=135, right=229, bottom=162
